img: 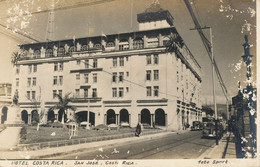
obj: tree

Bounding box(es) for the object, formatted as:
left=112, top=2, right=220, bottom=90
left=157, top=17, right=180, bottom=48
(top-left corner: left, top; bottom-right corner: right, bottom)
left=50, top=93, right=76, bottom=123
left=166, top=33, right=184, bottom=53
left=11, top=51, right=25, bottom=66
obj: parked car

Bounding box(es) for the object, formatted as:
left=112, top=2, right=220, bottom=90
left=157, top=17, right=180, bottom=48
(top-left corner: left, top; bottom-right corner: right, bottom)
left=191, top=121, right=203, bottom=131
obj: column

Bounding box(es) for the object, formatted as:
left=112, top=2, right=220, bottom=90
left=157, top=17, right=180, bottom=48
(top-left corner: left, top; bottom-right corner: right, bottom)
left=158, top=34, right=163, bottom=46
left=104, top=114, right=107, bottom=125
left=143, top=35, right=148, bottom=48
left=129, top=114, right=131, bottom=126
left=28, top=114, right=31, bottom=125
left=116, top=114, right=119, bottom=125
left=55, top=114, right=58, bottom=121
left=138, top=114, right=141, bottom=123
left=115, top=38, right=119, bottom=50
left=150, top=114, right=154, bottom=127
left=0, top=112, right=2, bottom=124
left=165, top=114, right=168, bottom=126
left=129, top=37, right=133, bottom=50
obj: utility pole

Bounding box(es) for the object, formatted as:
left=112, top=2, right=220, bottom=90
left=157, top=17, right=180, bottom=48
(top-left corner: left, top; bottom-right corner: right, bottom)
left=190, top=26, right=218, bottom=144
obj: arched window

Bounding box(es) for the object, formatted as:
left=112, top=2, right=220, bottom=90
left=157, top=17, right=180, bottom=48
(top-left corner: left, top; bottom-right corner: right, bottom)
left=33, top=50, right=41, bottom=58
left=45, top=48, right=53, bottom=57
left=163, top=36, right=170, bottom=46
left=133, top=37, right=144, bottom=49
left=119, top=39, right=129, bottom=51
left=106, top=42, right=115, bottom=47
left=81, top=45, right=88, bottom=51
left=94, top=43, right=101, bottom=50
left=69, top=46, right=76, bottom=53
left=57, top=47, right=65, bottom=57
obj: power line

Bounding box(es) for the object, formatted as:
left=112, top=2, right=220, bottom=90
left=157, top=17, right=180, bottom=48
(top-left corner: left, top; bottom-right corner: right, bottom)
left=0, top=0, right=116, bottom=20
left=0, top=23, right=41, bottom=42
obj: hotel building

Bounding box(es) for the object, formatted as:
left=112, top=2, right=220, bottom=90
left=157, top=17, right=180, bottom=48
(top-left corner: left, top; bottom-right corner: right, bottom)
left=11, top=3, right=202, bottom=131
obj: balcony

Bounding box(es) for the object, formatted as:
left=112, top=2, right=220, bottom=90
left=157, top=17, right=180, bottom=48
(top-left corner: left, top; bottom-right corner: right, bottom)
left=71, top=95, right=102, bottom=103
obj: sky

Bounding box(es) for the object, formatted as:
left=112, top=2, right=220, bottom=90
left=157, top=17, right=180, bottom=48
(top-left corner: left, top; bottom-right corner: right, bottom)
left=0, top=0, right=256, bottom=104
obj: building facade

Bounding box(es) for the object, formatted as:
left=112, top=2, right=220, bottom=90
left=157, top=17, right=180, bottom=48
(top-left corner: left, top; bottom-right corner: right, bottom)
left=0, top=83, right=12, bottom=124
left=11, top=3, right=202, bottom=131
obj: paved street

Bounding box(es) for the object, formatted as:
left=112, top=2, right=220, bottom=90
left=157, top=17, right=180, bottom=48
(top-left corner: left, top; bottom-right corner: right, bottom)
left=58, top=131, right=216, bottom=159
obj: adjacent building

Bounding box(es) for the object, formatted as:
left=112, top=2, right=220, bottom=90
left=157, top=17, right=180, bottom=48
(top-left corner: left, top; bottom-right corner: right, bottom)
left=11, top=3, right=202, bottom=131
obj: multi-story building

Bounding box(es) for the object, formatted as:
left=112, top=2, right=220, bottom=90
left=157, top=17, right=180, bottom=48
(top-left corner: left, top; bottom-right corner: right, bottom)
left=12, top=3, right=202, bottom=131
left=0, top=83, right=12, bottom=123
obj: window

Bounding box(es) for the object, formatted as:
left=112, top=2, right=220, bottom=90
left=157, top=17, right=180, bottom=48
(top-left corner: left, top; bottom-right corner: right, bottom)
left=94, top=43, right=101, bottom=49
left=154, top=54, right=159, bottom=64
left=146, top=86, right=152, bottom=97
left=119, top=57, right=124, bottom=66
left=27, top=78, right=31, bottom=87
left=126, top=87, right=129, bottom=92
left=177, top=71, right=179, bottom=83
left=112, top=88, right=117, bottom=97
left=76, top=74, right=80, bottom=80
left=85, top=60, right=89, bottom=69
left=146, top=70, right=151, bottom=81
left=154, top=86, right=159, bottom=97
left=119, top=40, right=129, bottom=50
left=16, top=66, right=20, bottom=74
left=53, top=90, right=57, bottom=99
left=112, top=73, right=117, bottom=82
left=32, top=77, right=36, bottom=86
left=28, top=65, right=32, bottom=73
left=92, top=88, right=97, bottom=98
left=146, top=55, right=151, bottom=65
left=119, top=72, right=124, bottom=82
left=34, top=50, right=40, bottom=58
left=75, top=89, right=80, bottom=98
left=84, top=73, right=89, bottom=83
left=54, top=63, right=58, bottom=71
left=93, top=73, right=97, bottom=83
left=113, top=58, right=117, bottom=67
left=33, top=65, right=37, bottom=72
left=119, top=87, right=124, bottom=97
left=27, top=91, right=30, bottom=99
left=16, top=78, right=19, bottom=87
left=93, top=59, right=97, bottom=68
left=58, top=90, right=62, bottom=97
left=32, top=91, right=36, bottom=100
left=81, top=45, right=88, bottom=51
left=84, top=89, right=88, bottom=98
left=53, top=76, right=58, bottom=85
left=77, top=60, right=81, bottom=65
left=133, top=38, right=144, bottom=49
left=69, top=46, right=76, bottom=53
left=59, top=62, right=63, bottom=71
left=46, top=49, right=53, bottom=57
left=59, top=76, right=63, bottom=85
left=58, top=47, right=65, bottom=57
left=126, top=72, right=129, bottom=77
left=154, top=70, right=159, bottom=80
left=106, top=42, right=115, bottom=47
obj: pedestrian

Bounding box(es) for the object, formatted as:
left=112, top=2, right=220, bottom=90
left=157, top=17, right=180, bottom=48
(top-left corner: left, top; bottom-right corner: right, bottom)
left=135, top=122, right=142, bottom=137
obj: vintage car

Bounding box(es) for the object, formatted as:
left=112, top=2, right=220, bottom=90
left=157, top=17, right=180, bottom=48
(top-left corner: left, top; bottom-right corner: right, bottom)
left=191, top=121, right=203, bottom=131
left=202, top=119, right=224, bottom=139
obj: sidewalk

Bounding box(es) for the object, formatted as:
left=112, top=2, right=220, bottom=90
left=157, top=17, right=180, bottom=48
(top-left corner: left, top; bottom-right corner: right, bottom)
left=199, top=131, right=237, bottom=159
left=0, top=131, right=175, bottom=159
left=0, top=127, right=22, bottom=150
